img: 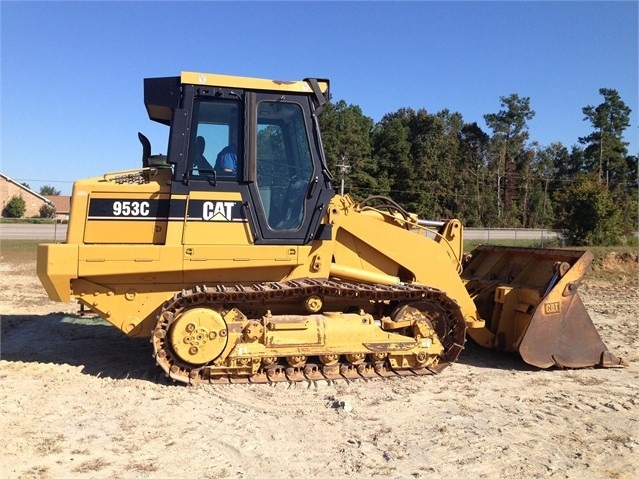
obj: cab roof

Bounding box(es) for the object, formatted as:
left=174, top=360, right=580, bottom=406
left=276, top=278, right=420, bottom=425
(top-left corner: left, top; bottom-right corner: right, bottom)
left=144, top=72, right=329, bottom=125
left=181, top=71, right=329, bottom=94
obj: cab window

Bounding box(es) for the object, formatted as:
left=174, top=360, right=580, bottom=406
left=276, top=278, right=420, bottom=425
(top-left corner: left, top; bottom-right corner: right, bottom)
left=189, top=98, right=241, bottom=180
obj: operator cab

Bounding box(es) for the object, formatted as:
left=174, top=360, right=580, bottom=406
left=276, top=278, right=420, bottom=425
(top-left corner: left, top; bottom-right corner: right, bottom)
left=143, top=72, right=333, bottom=245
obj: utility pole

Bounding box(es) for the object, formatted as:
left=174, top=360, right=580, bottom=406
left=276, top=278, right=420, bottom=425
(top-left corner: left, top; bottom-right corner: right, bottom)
left=338, top=155, right=350, bottom=196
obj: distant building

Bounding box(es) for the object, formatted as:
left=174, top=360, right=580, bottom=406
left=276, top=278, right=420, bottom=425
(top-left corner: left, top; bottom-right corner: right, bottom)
left=0, top=172, right=70, bottom=220
left=43, top=195, right=71, bottom=222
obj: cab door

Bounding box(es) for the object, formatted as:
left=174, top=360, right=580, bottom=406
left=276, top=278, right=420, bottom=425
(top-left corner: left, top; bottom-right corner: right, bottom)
left=248, top=93, right=332, bottom=245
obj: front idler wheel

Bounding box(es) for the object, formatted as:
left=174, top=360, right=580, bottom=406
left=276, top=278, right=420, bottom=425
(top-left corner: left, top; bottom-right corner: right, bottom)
left=168, top=307, right=228, bottom=365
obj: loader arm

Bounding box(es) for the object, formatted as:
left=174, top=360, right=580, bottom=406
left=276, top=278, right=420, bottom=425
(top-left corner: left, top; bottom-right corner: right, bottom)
left=326, top=195, right=484, bottom=331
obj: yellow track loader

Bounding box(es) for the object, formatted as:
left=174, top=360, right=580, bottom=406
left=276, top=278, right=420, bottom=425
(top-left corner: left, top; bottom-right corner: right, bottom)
left=37, top=72, right=626, bottom=384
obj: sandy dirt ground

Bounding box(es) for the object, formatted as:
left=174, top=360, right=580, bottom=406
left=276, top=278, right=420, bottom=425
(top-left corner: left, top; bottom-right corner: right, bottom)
left=0, top=249, right=637, bottom=479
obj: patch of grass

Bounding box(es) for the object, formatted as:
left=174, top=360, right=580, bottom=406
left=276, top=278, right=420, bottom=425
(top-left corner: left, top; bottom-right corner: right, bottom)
left=588, top=246, right=638, bottom=266
left=35, top=434, right=65, bottom=455
left=126, top=461, right=159, bottom=473
left=70, top=448, right=90, bottom=455
left=0, top=239, right=41, bottom=265
left=71, top=457, right=111, bottom=473
left=0, top=218, right=60, bottom=225
left=586, top=246, right=638, bottom=282
left=19, top=465, right=50, bottom=479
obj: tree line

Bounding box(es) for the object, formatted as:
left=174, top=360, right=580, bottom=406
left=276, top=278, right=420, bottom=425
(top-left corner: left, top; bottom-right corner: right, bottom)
left=5, top=91, right=636, bottom=245
left=319, top=88, right=637, bottom=246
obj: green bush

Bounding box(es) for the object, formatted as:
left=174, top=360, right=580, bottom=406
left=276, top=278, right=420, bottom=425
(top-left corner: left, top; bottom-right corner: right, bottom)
left=39, top=203, right=56, bottom=218
left=2, top=195, right=26, bottom=218
left=554, top=175, right=626, bottom=246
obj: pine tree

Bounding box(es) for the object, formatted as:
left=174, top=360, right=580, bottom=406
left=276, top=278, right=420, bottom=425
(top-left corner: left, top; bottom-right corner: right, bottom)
left=580, top=88, right=632, bottom=188
left=484, top=94, right=535, bottom=226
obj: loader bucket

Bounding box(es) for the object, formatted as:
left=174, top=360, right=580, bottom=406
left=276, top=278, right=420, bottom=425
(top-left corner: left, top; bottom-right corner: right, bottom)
left=462, top=245, right=627, bottom=369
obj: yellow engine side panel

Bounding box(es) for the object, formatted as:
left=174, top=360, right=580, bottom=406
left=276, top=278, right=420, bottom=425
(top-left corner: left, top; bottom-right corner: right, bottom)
left=84, top=192, right=170, bottom=244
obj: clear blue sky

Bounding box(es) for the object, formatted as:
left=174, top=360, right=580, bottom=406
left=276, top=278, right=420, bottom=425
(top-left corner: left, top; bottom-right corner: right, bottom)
left=1, top=1, right=637, bottom=195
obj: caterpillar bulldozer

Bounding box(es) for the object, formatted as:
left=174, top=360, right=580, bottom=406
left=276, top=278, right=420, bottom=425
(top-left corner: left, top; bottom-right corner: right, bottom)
left=37, top=71, right=626, bottom=384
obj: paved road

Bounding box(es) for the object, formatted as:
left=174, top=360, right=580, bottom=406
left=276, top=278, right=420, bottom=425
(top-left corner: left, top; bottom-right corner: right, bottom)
left=0, top=224, right=68, bottom=241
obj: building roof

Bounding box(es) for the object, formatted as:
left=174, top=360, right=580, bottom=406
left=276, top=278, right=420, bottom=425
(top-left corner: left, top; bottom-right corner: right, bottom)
left=0, top=172, right=53, bottom=204
left=43, top=195, right=71, bottom=213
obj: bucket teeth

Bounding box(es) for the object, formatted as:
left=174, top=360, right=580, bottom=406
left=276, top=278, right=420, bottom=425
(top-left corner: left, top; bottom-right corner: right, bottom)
left=599, top=351, right=629, bottom=368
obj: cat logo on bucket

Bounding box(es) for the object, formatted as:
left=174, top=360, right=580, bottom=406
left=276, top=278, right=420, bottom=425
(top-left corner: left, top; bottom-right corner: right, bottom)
left=544, top=302, right=560, bottom=315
